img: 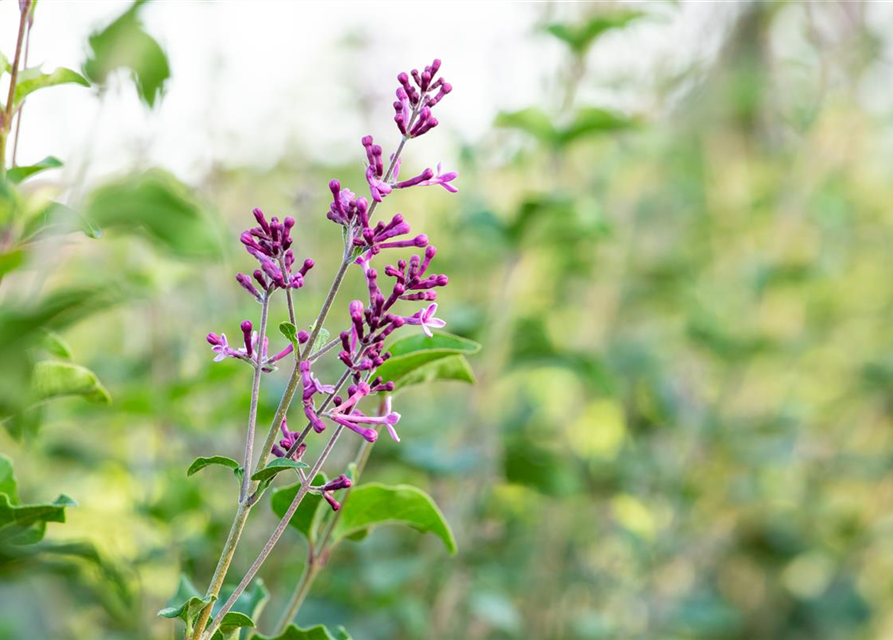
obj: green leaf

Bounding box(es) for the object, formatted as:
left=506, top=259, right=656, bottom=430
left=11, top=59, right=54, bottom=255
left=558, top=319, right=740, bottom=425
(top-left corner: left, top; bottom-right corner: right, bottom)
left=279, top=321, right=299, bottom=350
left=214, top=579, right=269, bottom=638
left=254, top=624, right=353, bottom=640
left=30, top=360, right=111, bottom=405
left=312, top=327, right=330, bottom=354
left=545, top=11, right=646, bottom=55
left=13, top=67, right=90, bottom=107
left=495, top=107, right=557, bottom=144
left=0, top=50, right=9, bottom=75
left=158, top=574, right=215, bottom=636
left=393, top=354, right=475, bottom=393
left=211, top=611, right=255, bottom=640
left=0, top=249, right=24, bottom=278
left=386, top=332, right=481, bottom=358
left=84, top=0, right=170, bottom=107
left=0, top=454, right=18, bottom=503
left=187, top=456, right=241, bottom=478
left=331, top=483, right=456, bottom=554
left=251, top=458, right=308, bottom=483
left=560, top=107, right=637, bottom=143
left=7, top=156, right=63, bottom=184
left=83, top=170, right=221, bottom=259
left=376, top=331, right=480, bottom=387
left=0, top=492, right=77, bottom=546
left=40, top=330, right=72, bottom=359
left=21, top=200, right=102, bottom=242
left=271, top=474, right=327, bottom=543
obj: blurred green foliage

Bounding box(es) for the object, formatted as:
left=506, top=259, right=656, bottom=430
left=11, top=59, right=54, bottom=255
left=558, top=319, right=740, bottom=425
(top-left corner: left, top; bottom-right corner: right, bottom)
left=3, top=2, right=893, bottom=640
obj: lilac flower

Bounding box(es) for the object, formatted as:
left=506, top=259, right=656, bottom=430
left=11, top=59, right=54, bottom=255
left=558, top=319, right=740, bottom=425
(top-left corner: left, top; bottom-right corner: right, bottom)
left=394, top=163, right=458, bottom=193
left=403, top=303, right=446, bottom=338
left=271, top=419, right=307, bottom=461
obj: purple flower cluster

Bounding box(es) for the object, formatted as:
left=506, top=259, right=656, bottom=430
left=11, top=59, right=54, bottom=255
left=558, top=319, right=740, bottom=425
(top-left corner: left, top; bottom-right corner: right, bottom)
left=206, top=59, right=457, bottom=510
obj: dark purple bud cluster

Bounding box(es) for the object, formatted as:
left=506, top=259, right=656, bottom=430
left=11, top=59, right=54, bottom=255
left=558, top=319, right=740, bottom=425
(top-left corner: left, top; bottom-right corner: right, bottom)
left=271, top=419, right=307, bottom=461
left=327, top=180, right=368, bottom=227
left=313, top=474, right=352, bottom=511
left=352, top=212, right=428, bottom=262
left=394, top=58, right=451, bottom=137
left=237, top=208, right=314, bottom=297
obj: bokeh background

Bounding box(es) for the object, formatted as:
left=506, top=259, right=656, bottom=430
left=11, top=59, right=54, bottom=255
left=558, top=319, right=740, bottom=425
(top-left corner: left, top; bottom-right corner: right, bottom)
left=3, top=1, right=893, bottom=639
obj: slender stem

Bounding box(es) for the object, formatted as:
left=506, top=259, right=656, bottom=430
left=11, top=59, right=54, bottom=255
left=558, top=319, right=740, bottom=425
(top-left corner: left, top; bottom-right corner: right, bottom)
left=11, top=9, right=32, bottom=166
left=1, top=1, right=30, bottom=179
left=251, top=251, right=354, bottom=492
left=274, top=398, right=383, bottom=632
left=308, top=337, right=340, bottom=362
left=240, top=292, right=271, bottom=502
left=300, top=252, right=352, bottom=360
left=191, top=501, right=251, bottom=640
left=203, top=425, right=347, bottom=640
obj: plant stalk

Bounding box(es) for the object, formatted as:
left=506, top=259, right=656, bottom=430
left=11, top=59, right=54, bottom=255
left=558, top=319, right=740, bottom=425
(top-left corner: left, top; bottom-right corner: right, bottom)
left=203, top=425, right=346, bottom=640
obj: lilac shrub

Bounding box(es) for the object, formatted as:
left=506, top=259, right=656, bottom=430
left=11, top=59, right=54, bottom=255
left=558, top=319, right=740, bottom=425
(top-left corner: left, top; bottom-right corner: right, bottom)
left=185, top=60, right=458, bottom=640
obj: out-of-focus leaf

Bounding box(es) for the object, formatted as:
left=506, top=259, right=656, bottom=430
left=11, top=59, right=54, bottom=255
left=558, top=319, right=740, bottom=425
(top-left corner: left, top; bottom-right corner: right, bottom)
left=40, top=330, right=72, bottom=360
left=157, top=574, right=215, bottom=636
left=7, top=156, right=62, bottom=184
left=271, top=474, right=327, bottom=543
left=30, top=360, right=111, bottom=405
left=0, top=492, right=77, bottom=546
left=251, top=458, right=308, bottom=483
left=187, top=456, right=241, bottom=478
left=84, top=0, right=170, bottom=107
left=312, top=327, right=330, bottom=354
left=0, top=455, right=18, bottom=503
left=331, top=483, right=456, bottom=554
left=560, top=107, right=637, bottom=143
left=495, top=107, right=557, bottom=144
left=13, top=67, right=89, bottom=107
left=21, top=200, right=102, bottom=241
left=255, top=624, right=353, bottom=640
left=0, top=50, right=9, bottom=75
left=0, top=248, right=24, bottom=277
left=376, top=332, right=480, bottom=388
left=83, top=170, right=221, bottom=258
left=545, top=11, right=646, bottom=55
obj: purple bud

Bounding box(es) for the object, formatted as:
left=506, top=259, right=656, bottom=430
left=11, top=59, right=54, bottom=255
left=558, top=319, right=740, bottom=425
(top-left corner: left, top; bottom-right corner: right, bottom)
left=323, top=474, right=352, bottom=491
left=253, top=208, right=270, bottom=233
left=236, top=273, right=261, bottom=300
left=297, top=330, right=310, bottom=344
left=323, top=492, right=342, bottom=511
left=241, top=321, right=253, bottom=357
left=207, top=333, right=223, bottom=346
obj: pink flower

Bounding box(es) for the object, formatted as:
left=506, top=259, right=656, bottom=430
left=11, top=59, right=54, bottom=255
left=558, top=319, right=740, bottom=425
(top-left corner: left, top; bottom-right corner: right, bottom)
left=403, top=302, right=446, bottom=337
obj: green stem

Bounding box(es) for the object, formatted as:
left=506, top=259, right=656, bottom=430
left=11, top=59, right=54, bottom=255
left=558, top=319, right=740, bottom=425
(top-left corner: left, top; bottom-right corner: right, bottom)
left=191, top=501, right=251, bottom=639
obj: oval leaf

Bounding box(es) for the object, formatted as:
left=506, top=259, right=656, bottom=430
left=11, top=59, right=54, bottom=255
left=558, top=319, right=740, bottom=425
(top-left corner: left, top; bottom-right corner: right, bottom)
left=14, top=67, right=90, bottom=107
left=187, top=456, right=241, bottom=478
left=251, top=458, right=308, bottom=483
left=331, top=483, right=456, bottom=555
left=377, top=332, right=480, bottom=387
left=7, top=156, right=63, bottom=185
left=255, top=624, right=352, bottom=640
